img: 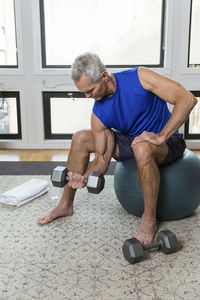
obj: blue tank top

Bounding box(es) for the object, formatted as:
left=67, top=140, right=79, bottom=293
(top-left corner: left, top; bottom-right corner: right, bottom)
left=92, top=68, right=171, bottom=137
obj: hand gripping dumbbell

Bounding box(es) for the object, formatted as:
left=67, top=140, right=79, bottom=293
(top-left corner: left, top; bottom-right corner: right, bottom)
left=51, top=166, right=105, bottom=194
left=122, top=229, right=179, bottom=264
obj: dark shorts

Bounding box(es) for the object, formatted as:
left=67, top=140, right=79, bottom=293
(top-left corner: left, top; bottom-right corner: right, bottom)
left=113, top=131, right=186, bottom=166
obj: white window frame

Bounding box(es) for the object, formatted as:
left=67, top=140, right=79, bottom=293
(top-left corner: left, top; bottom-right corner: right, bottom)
left=0, top=0, right=24, bottom=75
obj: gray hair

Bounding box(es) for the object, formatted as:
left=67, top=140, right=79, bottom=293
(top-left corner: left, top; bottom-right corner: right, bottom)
left=71, top=52, right=106, bottom=82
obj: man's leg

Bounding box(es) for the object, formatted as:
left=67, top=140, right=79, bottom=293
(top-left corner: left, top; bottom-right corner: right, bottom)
left=37, top=130, right=95, bottom=225
left=37, top=129, right=119, bottom=225
left=132, top=141, right=168, bottom=245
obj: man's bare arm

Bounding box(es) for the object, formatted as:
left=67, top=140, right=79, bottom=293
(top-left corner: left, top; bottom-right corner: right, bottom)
left=132, top=67, right=197, bottom=145
left=137, top=67, right=197, bottom=142
left=83, top=112, right=115, bottom=177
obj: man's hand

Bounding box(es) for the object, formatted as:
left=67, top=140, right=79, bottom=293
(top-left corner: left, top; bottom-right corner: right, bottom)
left=67, top=172, right=86, bottom=189
left=131, top=131, right=165, bottom=147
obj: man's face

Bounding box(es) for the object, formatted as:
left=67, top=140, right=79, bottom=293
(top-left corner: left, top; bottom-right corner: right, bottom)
left=75, top=72, right=108, bottom=100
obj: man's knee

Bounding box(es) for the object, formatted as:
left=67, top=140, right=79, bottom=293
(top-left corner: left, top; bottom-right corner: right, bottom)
left=132, top=141, right=155, bottom=164
left=132, top=141, right=168, bottom=165
left=72, top=130, right=94, bottom=150
left=72, top=129, right=92, bottom=142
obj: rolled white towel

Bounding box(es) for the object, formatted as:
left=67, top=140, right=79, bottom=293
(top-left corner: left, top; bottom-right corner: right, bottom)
left=0, top=178, right=50, bottom=206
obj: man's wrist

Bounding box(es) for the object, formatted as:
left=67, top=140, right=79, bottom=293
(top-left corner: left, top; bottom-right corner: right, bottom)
left=157, top=132, right=168, bottom=144
left=84, top=156, right=108, bottom=177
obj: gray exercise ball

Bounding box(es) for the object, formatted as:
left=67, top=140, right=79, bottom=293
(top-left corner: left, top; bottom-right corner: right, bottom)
left=114, top=149, right=200, bottom=221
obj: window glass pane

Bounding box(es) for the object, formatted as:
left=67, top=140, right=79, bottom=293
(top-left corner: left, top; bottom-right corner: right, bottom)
left=0, top=0, right=17, bottom=66
left=50, top=97, right=94, bottom=134
left=0, top=97, right=18, bottom=134
left=42, top=0, right=163, bottom=66
left=188, top=97, right=200, bottom=134
left=189, top=0, right=200, bottom=67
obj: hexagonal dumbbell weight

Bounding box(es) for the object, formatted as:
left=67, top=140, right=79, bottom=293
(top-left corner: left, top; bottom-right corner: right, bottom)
left=122, top=229, right=179, bottom=264
left=51, top=166, right=105, bottom=194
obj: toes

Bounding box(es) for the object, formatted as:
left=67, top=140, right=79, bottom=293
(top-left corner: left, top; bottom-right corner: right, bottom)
left=37, top=218, right=42, bottom=225
left=135, top=233, right=145, bottom=245
left=37, top=215, right=50, bottom=225
left=135, top=231, right=153, bottom=245
left=37, top=218, right=45, bottom=225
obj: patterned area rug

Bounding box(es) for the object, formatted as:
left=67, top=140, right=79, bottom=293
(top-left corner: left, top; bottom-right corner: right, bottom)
left=0, top=175, right=200, bottom=299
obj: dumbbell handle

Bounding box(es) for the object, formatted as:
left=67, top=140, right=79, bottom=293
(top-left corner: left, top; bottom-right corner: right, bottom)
left=51, top=166, right=105, bottom=194
left=64, top=175, right=87, bottom=185
left=143, top=240, right=161, bottom=251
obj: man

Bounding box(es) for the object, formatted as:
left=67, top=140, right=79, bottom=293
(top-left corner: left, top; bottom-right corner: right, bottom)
left=37, top=52, right=197, bottom=245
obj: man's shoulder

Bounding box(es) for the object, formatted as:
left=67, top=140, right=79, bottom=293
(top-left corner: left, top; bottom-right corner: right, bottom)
left=113, top=67, right=139, bottom=78
left=113, top=67, right=141, bottom=90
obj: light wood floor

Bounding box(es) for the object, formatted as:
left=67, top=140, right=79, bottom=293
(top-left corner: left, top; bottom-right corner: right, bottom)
left=0, top=149, right=199, bottom=161
left=0, top=149, right=69, bottom=161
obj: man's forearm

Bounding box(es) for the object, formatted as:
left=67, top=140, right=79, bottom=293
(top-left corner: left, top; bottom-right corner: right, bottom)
left=83, top=127, right=115, bottom=178
left=83, top=155, right=111, bottom=178
left=159, top=93, right=197, bottom=141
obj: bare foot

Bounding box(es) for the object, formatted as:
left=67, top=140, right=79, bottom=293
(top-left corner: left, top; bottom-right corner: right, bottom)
left=135, top=217, right=158, bottom=245
left=37, top=202, right=74, bottom=225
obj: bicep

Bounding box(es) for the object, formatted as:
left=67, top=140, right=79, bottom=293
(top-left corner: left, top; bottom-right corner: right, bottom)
left=91, top=112, right=114, bottom=162
left=91, top=112, right=108, bottom=155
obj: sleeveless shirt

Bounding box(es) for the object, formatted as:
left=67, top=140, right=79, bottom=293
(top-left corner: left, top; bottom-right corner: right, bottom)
left=92, top=68, right=171, bottom=137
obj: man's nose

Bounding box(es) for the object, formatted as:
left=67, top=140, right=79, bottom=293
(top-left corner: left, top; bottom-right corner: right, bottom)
left=85, top=93, right=91, bottom=98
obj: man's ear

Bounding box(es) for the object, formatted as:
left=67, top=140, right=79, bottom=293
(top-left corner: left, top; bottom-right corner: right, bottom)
left=101, top=71, right=109, bottom=82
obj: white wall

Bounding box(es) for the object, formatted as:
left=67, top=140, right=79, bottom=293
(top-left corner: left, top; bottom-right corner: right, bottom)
left=0, top=0, right=200, bottom=149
